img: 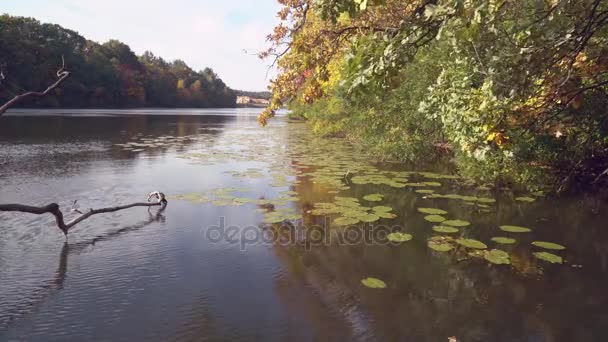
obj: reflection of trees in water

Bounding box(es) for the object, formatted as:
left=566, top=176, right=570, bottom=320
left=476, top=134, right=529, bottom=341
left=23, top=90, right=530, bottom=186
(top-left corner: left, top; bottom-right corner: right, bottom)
left=0, top=205, right=166, bottom=330
left=268, top=173, right=608, bottom=341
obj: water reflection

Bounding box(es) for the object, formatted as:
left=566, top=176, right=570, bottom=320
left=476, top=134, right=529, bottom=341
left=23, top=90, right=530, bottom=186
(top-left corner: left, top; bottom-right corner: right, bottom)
left=1, top=111, right=607, bottom=341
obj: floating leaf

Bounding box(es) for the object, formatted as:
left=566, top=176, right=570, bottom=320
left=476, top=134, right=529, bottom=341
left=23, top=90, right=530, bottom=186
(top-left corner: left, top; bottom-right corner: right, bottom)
left=443, top=220, right=470, bottom=227
left=363, top=194, right=384, bottom=202
left=532, top=241, right=566, bottom=250
left=427, top=240, right=454, bottom=252
left=491, top=237, right=516, bottom=244
left=424, top=215, right=446, bottom=223
left=360, top=213, right=380, bottom=223
left=515, top=196, right=536, bottom=202
left=376, top=212, right=397, bottom=219
left=500, top=225, right=531, bottom=233
left=387, top=232, right=413, bottom=243
left=456, top=239, right=487, bottom=249
left=484, top=249, right=511, bottom=265
left=418, top=207, right=448, bottom=215
left=372, top=206, right=392, bottom=213
left=433, top=226, right=459, bottom=234
left=533, top=252, right=563, bottom=264
left=415, top=189, right=435, bottom=194
left=334, top=217, right=360, bottom=226
left=361, top=277, right=387, bottom=289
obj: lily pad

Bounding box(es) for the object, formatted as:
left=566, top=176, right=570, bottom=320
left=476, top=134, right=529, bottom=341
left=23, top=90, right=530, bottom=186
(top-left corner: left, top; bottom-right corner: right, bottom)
left=427, top=240, right=454, bottom=252
left=424, top=215, right=446, bottom=223
left=515, top=196, right=536, bottom=203
left=372, top=206, right=392, bottom=213
left=484, top=249, right=511, bottom=265
left=442, top=220, right=470, bottom=227
left=363, top=194, right=384, bottom=202
left=532, top=241, right=566, bottom=250
left=360, top=213, right=381, bottom=223
left=418, top=208, right=448, bottom=215
left=432, top=226, right=459, bottom=234
left=334, top=217, right=360, bottom=226
left=415, top=189, right=435, bottom=194
left=376, top=212, right=397, bottom=219
left=456, top=239, right=487, bottom=249
left=500, top=225, right=532, bottom=233
left=361, top=277, right=387, bottom=289
left=533, top=252, right=563, bottom=264
left=491, top=237, right=516, bottom=244
left=387, top=232, right=413, bottom=243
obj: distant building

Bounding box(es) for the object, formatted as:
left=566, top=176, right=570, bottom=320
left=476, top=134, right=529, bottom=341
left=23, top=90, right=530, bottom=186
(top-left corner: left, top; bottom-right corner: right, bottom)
left=236, top=96, right=270, bottom=107
left=236, top=96, right=251, bottom=104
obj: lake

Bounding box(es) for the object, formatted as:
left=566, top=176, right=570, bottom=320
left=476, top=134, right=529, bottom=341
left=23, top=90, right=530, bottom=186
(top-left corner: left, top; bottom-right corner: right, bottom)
left=1, top=109, right=607, bottom=341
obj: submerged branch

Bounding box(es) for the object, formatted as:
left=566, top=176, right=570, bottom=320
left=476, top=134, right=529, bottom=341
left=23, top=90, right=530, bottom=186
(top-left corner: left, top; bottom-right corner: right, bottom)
left=0, top=192, right=168, bottom=236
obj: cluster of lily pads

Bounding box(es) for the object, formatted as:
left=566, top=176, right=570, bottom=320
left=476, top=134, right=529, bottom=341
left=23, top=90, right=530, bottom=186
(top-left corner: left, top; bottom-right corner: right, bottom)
left=411, top=205, right=567, bottom=265
left=309, top=196, right=397, bottom=226
left=169, top=187, right=303, bottom=224
left=142, top=122, right=570, bottom=287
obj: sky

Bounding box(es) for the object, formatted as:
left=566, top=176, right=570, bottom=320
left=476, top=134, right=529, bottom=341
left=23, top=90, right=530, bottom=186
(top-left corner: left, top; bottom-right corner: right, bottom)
left=2, top=0, right=281, bottom=91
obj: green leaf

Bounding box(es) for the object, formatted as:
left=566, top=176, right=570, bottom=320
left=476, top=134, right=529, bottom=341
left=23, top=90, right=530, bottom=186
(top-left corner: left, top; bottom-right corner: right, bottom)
left=363, top=193, right=383, bottom=202
left=424, top=215, right=446, bottom=223
left=456, top=238, right=487, bottom=249
left=532, top=241, right=566, bottom=250
left=533, top=252, right=563, bottom=264
left=387, top=232, right=413, bottom=243
left=515, top=196, right=536, bottom=202
left=443, top=219, right=470, bottom=227
left=484, top=249, right=511, bottom=265
left=432, top=225, right=459, bottom=234
left=427, top=240, right=454, bottom=252
left=417, top=207, right=448, bottom=215
left=491, top=237, right=516, bottom=244
left=334, top=217, right=360, bottom=226
left=361, top=277, right=386, bottom=288
left=500, top=225, right=531, bottom=233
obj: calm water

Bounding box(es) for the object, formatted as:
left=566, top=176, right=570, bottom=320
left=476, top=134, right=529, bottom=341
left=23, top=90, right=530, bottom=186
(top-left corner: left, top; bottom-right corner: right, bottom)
left=1, top=109, right=607, bottom=341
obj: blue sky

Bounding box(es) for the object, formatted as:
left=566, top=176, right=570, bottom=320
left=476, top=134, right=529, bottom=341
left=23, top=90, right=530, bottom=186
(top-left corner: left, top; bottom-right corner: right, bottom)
left=2, top=0, right=281, bottom=91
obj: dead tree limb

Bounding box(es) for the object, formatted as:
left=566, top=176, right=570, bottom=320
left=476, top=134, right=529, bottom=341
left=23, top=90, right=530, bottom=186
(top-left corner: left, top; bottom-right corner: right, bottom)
left=0, top=56, right=71, bottom=116
left=0, top=192, right=168, bottom=236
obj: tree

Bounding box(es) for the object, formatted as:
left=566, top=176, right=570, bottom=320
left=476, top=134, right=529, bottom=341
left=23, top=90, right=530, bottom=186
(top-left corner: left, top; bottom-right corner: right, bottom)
left=0, top=14, right=237, bottom=109
left=260, top=0, right=608, bottom=189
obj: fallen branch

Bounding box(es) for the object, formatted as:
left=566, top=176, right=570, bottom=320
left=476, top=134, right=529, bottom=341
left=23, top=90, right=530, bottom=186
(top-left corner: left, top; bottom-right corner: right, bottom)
left=0, top=56, right=70, bottom=116
left=0, top=192, right=167, bottom=236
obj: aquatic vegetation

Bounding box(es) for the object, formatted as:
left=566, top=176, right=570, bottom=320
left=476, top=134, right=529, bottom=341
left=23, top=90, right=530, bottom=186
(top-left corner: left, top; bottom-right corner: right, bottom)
left=432, top=226, right=459, bottom=234
left=532, top=241, right=566, bottom=251
left=484, top=249, right=511, bottom=265
left=491, top=237, right=516, bottom=244
left=417, top=208, right=448, bottom=215
left=515, top=196, right=536, bottom=203
left=387, top=232, right=413, bottom=243
left=424, top=215, right=446, bottom=223
left=500, top=225, right=532, bottom=233
left=415, top=189, right=435, bottom=194
left=427, top=236, right=455, bottom=252
left=442, top=220, right=470, bottom=227
left=456, top=239, right=487, bottom=249
left=361, top=277, right=387, bottom=289
left=363, top=193, right=384, bottom=202
left=360, top=213, right=381, bottom=223
left=534, top=252, right=563, bottom=264
left=334, top=217, right=360, bottom=226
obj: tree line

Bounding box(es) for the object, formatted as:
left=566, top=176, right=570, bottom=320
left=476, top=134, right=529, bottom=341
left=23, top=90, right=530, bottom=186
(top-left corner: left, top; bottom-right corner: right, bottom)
left=0, top=14, right=237, bottom=109
left=261, top=0, right=608, bottom=191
